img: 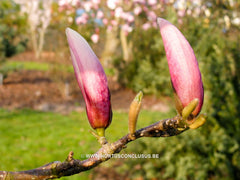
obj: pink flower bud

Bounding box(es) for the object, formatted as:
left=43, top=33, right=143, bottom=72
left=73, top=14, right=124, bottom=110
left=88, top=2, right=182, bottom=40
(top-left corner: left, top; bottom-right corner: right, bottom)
left=96, top=10, right=104, bottom=19
left=76, top=13, right=88, bottom=25
left=66, top=28, right=112, bottom=129
left=157, top=18, right=204, bottom=116
left=148, top=0, right=157, bottom=6
left=142, top=22, right=151, bottom=30
left=91, top=33, right=99, bottom=43
left=83, top=1, right=92, bottom=12
left=134, top=6, right=142, bottom=15
left=114, top=7, right=123, bottom=18
left=102, top=18, right=108, bottom=25
left=148, top=11, right=157, bottom=21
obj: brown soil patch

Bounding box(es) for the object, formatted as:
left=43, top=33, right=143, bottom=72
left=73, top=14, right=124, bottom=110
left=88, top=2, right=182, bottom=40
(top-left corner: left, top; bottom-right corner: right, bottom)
left=0, top=70, right=170, bottom=113
left=1, top=52, right=171, bottom=113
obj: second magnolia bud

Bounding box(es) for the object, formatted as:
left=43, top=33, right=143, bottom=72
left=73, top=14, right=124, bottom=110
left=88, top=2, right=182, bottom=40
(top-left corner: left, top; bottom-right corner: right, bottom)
left=157, top=18, right=204, bottom=117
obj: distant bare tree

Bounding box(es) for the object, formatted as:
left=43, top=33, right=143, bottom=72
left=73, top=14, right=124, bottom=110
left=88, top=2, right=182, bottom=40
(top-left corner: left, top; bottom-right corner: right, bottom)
left=14, top=0, right=53, bottom=58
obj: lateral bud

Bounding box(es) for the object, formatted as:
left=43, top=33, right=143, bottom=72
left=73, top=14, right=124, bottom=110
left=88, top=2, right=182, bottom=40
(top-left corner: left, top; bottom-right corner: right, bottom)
left=189, top=114, right=207, bottom=129
left=182, top=98, right=199, bottom=120
left=128, top=91, right=143, bottom=136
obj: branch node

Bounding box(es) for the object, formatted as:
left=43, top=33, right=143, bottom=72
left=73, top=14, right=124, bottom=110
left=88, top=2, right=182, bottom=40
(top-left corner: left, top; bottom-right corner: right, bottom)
left=0, top=171, right=7, bottom=180
left=98, top=136, right=108, bottom=145
left=67, top=151, right=74, bottom=162
left=89, top=129, right=108, bottom=145
left=89, top=129, right=98, bottom=138
left=128, top=133, right=136, bottom=140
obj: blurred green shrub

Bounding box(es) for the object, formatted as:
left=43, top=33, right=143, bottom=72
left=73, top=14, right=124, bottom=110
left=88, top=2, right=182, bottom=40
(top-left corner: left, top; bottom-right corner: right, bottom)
left=184, top=18, right=240, bottom=143
left=0, top=0, right=27, bottom=61
left=120, top=117, right=239, bottom=180
left=114, top=28, right=172, bottom=96
left=114, top=11, right=240, bottom=180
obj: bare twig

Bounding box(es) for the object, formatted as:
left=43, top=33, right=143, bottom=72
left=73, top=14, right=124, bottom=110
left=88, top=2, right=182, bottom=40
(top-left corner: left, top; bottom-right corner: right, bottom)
left=0, top=116, right=188, bottom=180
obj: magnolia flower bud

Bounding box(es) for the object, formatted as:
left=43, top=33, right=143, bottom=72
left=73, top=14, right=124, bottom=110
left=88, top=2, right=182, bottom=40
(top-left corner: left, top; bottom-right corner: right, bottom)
left=66, top=28, right=112, bottom=133
left=157, top=18, right=204, bottom=116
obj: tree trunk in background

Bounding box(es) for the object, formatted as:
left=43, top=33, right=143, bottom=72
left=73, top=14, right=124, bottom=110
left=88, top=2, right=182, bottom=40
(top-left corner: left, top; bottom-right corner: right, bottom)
left=14, top=0, right=52, bottom=59
left=0, top=73, right=3, bottom=85
left=30, top=27, right=38, bottom=58
left=29, top=24, right=46, bottom=59
left=120, top=28, right=133, bottom=62
left=101, top=27, right=134, bottom=67
left=101, top=26, right=120, bottom=67
left=36, top=27, right=46, bottom=59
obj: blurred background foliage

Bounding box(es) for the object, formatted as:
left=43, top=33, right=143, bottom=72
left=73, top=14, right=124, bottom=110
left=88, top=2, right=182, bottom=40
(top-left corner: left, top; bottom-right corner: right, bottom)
left=0, top=0, right=27, bottom=60
left=113, top=3, right=240, bottom=177
left=115, top=3, right=240, bottom=179
left=0, top=0, right=239, bottom=179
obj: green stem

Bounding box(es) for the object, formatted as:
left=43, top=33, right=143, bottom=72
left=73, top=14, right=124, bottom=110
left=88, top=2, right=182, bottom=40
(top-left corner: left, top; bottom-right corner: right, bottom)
left=95, top=128, right=105, bottom=137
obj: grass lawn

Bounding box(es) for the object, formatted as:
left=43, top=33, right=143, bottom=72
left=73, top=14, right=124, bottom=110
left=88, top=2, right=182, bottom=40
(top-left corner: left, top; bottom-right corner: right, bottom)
left=0, top=61, right=50, bottom=72
left=0, top=60, right=116, bottom=77
left=0, top=108, right=175, bottom=179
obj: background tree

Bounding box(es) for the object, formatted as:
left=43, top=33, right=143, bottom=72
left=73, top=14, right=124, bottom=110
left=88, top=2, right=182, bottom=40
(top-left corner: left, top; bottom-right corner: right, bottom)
left=58, top=0, right=165, bottom=63
left=14, top=0, right=53, bottom=59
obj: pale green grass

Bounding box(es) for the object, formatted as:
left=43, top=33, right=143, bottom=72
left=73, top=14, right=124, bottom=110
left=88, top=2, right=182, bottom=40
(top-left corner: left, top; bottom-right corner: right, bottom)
left=0, top=60, right=116, bottom=77
left=0, top=108, right=175, bottom=179
left=2, top=61, right=50, bottom=71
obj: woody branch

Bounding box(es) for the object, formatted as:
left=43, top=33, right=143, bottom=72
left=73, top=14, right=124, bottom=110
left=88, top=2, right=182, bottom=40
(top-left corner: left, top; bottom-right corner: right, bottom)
left=0, top=116, right=187, bottom=180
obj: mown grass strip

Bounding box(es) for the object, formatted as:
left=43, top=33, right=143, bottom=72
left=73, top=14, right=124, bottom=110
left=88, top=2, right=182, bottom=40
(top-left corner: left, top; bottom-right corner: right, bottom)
left=0, top=108, right=173, bottom=179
